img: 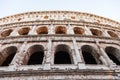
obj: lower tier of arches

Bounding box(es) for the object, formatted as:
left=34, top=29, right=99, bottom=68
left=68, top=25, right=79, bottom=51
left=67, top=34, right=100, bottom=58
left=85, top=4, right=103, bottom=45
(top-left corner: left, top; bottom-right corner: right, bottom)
left=0, top=37, right=119, bottom=68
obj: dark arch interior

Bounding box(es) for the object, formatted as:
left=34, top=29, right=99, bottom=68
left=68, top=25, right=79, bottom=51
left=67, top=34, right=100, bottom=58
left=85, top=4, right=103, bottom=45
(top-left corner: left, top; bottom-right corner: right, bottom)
left=28, top=51, right=44, bottom=65
left=81, top=45, right=97, bottom=64
left=54, top=51, right=72, bottom=64
left=27, top=45, right=44, bottom=65
left=1, top=53, right=15, bottom=66
left=54, top=45, right=72, bottom=64
left=105, top=47, right=120, bottom=65
left=1, top=46, right=17, bottom=66
left=82, top=51, right=97, bottom=64
left=107, top=53, right=120, bottom=65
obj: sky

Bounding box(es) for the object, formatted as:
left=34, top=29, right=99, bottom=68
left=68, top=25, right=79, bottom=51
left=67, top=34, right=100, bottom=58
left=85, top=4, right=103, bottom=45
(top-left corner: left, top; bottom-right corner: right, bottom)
left=0, top=0, right=120, bottom=22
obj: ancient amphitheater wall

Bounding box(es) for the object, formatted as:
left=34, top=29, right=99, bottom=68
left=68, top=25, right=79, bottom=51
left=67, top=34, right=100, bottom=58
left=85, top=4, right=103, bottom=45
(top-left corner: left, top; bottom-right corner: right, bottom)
left=0, top=11, right=120, bottom=79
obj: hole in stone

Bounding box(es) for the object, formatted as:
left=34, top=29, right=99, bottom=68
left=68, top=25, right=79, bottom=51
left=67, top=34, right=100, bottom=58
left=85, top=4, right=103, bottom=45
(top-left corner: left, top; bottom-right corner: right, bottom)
left=1, top=29, right=13, bottom=37
left=36, top=26, right=48, bottom=34
left=55, top=26, right=66, bottom=34
left=107, top=31, right=118, bottom=38
left=71, top=16, right=75, bottom=19
left=44, top=16, right=49, bottom=19
left=18, top=27, right=30, bottom=35
left=90, top=28, right=102, bottom=36
left=74, top=27, right=84, bottom=34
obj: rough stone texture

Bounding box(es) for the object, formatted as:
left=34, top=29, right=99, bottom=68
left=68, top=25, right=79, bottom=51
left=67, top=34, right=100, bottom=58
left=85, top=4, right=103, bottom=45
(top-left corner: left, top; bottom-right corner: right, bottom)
left=0, top=11, right=120, bottom=79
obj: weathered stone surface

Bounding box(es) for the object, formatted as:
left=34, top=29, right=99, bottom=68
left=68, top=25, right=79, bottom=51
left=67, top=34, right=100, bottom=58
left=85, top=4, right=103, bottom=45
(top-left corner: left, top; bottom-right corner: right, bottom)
left=0, top=11, right=120, bottom=79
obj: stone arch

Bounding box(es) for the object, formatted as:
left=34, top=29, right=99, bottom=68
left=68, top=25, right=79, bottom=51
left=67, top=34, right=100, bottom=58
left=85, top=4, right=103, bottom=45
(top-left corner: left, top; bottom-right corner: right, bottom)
left=107, top=31, right=118, bottom=38
left=26, top=45, right=44, bottom=65
left=90, top=28, right=102, bottom=36
left=73, top=27, right=84, bottom=34
left=36, top=26, right=48, bottom=34
left=105, top=46, right=120, bottom=65
left=54, top=44, right=72, bottom=64
left=18, top=27, right=30, bottom=35
left=55, top=26, right=66, bottom=34
left=1, top=29, right=13, bottom=37
left=0, top=46, right=17, bottom=66
left=81, top=45, right=102, bottom=64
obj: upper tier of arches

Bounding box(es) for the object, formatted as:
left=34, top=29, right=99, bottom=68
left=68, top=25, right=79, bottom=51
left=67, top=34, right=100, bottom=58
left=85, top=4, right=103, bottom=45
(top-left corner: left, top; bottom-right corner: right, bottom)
left=0, top=25, right=119, bottom=39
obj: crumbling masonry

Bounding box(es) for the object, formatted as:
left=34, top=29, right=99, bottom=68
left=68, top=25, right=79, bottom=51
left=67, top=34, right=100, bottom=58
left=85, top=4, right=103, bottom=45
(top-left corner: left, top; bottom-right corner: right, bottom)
left=0, top=11, right=120, bottom=79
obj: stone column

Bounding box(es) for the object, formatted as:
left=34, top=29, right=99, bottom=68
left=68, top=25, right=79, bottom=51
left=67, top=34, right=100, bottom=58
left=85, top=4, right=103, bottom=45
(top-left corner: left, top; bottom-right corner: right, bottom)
left=99, top=56, right=108, bottom=65
left=10, top=27, right=19, bottom=36
left=103, top=30, right=111, bottom=37
left=100, top=47, right=115, bottom=66
left=11, top=41, right=28, bottom=66
left=100, top=26, right=108, bottom=37
left=0, top=44, right=4, bottom=65
left=51, top=44, right=55, bottom=65
left=96, top=41, right=115, bottom=66
left=84, top=26, right=92, bottom=35
left=49, top=24, right=54, bottom=34
left=7, top=42, right=28, bottom=71
left=67, top=24, right=74, bottom=34
left=28, top=25, right=37, bottom=35
left=71, top=49, right=77, bottom=64
left=72, top=38, right=85, bottom=69
left=43, top=37, right=51, bottom=70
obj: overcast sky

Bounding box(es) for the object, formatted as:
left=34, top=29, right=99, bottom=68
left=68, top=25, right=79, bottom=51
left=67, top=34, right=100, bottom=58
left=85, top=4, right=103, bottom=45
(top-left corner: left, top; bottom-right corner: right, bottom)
left=0, top=0, right=120, bottom=22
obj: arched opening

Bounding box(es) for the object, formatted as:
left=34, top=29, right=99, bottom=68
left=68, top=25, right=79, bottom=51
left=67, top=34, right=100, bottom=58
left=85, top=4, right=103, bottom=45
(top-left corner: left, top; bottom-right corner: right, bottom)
left=90, top=28, right=102, bottom=36
left=107, top=31, right=118, bottom=38
left=1, top=29, right=13, bottom=37
left=55, top=26, right=66, bottom=34
left=105, top=46, right=120, bottom=65
left=1, top=46, right=17, bottom=66
left=74, top=27, right=84, bottom=34
left=36, top=26, right=48, bottom=34
left=1, top=53, right=15, bottom=66
left=27, top=45, right=44, bottom=65
left=81, top=45, right=101, bottom=64
left=54, top=44, right=72, bottom=64
left=18, top=27, right=30, bottom=35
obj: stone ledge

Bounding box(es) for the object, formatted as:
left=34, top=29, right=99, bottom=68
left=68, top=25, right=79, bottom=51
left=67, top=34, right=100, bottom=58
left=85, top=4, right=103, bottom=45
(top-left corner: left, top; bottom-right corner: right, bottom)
left=0, top=69, right=117, bottom=77
left=0, top=35, right=119, bottom=44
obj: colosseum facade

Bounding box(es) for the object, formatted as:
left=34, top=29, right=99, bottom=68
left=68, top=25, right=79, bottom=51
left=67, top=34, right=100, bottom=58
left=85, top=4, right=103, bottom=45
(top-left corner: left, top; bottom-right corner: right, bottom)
left=0, top=11, right=120, bottom=79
